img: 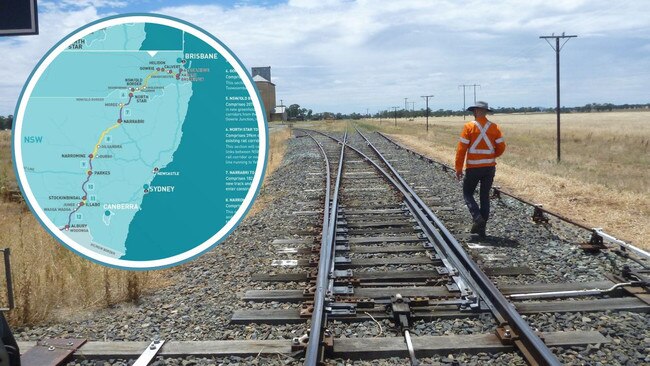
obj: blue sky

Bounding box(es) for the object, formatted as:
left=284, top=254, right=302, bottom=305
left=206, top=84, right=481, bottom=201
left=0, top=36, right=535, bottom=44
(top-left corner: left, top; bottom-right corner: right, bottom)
left=1, top=0, right=650, bottom=114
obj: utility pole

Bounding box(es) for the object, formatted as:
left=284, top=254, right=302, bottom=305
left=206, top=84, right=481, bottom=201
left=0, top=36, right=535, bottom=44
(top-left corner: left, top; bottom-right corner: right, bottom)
left=404, top=98, right=408, bottom=111
left=410, top=102, right=415, bottom=111
left=459, top=84, right=480, bottom=119
left=392, top=106, right=399, bottom=126
left=278, top=99, right=286, bottom=123
left=421, top=95, right=433, bottom=132
left=366, top=108, right=369, bottom=118
left=471, top=84, right=480, bottom=104
left=540, top=32, right=577, bottom=162
left=458, top=85, right=468, bottom=120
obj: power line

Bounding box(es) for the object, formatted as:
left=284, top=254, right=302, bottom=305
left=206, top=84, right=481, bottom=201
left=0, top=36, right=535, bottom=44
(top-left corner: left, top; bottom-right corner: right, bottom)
left=539, top=32, right=578, bottom=162
left=459, top=84, right=481, bottom=113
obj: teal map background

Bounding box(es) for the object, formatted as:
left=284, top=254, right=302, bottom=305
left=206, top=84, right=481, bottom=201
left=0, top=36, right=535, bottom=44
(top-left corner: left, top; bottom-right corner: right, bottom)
left=17, top=19, right=261, bottom=266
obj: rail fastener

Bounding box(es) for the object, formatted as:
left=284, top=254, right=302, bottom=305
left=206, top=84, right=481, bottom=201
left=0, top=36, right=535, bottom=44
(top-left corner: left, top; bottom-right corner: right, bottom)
left=496, top=325, right=518, bottom=345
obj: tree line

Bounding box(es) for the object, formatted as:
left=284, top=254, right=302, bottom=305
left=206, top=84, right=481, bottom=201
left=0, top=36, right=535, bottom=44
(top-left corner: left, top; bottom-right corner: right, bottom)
left=0, top=115, right=12, bottom=130
left=320, top=102, right=650, bottom=120
left=2, top=101, right=649, bottom=127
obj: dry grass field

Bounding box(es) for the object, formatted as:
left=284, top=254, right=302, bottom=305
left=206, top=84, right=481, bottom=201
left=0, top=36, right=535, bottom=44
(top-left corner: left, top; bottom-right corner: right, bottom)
left=0, top=131, right=163, bottom=326
left=264, top=124, right=291, bottom=184
left=344, top=111, right=649, bottom=250
left=0, top=126, right=290, bottom=326
left=245, top=124, right=291, bottom=217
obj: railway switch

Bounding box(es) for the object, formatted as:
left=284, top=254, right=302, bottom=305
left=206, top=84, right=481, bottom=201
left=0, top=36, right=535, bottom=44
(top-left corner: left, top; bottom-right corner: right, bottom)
left=388, top=294, right=420, bottom=366
left=389, top=294, right=412, bottom=331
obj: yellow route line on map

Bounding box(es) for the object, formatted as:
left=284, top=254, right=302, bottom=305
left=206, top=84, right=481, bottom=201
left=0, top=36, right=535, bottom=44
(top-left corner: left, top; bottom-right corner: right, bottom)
left=136, top=70, right=159, bottom=91
left=92, top=123, right=120, bottom=157
left=90, top=70, right=159, bottom=157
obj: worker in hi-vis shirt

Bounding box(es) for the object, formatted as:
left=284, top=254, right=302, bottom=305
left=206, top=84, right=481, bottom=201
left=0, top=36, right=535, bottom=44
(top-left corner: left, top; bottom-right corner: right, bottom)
left=455, top=101, right=506, bottom=238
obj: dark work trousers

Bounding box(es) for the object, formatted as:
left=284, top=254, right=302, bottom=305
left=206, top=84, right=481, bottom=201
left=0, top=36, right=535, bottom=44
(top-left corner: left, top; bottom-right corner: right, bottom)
left=462, top=166, right=496, bottom=222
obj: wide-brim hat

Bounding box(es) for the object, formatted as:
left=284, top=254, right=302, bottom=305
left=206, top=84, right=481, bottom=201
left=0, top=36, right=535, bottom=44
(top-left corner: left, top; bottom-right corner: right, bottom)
left=467, top=101, right=493, bottom=112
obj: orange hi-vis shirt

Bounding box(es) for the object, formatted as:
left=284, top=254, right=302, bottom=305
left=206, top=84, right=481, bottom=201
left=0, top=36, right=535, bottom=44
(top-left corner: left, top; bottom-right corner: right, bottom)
left=455, top=116, right=506, bottom=172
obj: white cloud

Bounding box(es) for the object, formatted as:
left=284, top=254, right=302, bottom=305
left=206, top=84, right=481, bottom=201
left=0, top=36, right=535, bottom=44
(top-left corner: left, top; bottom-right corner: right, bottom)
left=1, top=0, right=650, bottom=115
left=0, top=3, right=112, bottom=114
left=57, top=0, right=128, bottom=8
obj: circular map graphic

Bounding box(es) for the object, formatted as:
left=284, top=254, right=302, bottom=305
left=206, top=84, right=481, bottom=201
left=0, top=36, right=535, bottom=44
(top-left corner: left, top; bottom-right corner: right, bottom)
left=13, top=15, right=268, bottom=269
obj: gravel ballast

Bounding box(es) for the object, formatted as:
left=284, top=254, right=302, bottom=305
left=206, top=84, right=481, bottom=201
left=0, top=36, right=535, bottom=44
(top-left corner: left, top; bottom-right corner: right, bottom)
left=13, top=128, right=648, bottom=366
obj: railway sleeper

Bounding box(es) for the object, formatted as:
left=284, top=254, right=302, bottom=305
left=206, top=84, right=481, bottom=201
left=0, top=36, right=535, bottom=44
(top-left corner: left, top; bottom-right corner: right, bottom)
left=338, top=219, right=416, bottom=228
left=336, top=225, right=422, bottom=235
left=233, top=303, right=489, bottom=325
left=242, top=286, right=455, bottom=302
left=336, top=234, right=427, bottom=245
left=16, top=331, right=609, bottom=361
left=252, top=269, right=446, bottom=283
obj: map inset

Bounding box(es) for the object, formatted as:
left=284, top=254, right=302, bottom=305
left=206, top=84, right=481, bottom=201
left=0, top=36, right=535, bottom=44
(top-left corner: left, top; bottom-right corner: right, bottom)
left=14, top=16, right=266, bottom=269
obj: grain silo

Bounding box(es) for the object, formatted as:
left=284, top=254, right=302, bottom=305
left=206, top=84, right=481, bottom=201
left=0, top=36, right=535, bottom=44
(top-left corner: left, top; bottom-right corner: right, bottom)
left=252, top=67, right=276, bottom=122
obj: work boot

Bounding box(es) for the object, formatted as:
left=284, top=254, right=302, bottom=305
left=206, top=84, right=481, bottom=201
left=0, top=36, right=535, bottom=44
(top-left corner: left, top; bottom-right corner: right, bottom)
left=478, top=220, right=487, bottom=238
left=470, top=216, right=485, bottom=234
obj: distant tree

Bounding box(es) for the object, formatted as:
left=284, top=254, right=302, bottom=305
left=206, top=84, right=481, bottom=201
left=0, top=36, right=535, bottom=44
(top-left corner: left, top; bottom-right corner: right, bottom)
left=0, top=115, right=12, bottom=130
left=349, top=112, right=362, bottom=120
left=287, top=104, right=301, bottom=120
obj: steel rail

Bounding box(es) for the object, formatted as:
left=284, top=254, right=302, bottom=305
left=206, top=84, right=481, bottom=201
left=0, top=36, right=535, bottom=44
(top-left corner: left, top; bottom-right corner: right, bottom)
left=302, top=130, right=347, bottom=366
left=375, top=131, right=649, bottom=262
left=507, top=282, right=637, bottom=300
left=358, top=129, right=561, bottom=365
left=301, top=132, right=331, bottom=365
left=355, top=128, right=560, bottom=365
left=305, top=128, right=491, bottom=364
left=324, top=126, right=557, bottom=365
left=305, top=131, right=468, bottom=288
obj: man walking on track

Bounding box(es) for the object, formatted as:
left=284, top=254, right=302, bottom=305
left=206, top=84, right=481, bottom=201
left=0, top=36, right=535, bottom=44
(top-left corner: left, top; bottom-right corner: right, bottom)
left=455, top=101, right=506, bottom=238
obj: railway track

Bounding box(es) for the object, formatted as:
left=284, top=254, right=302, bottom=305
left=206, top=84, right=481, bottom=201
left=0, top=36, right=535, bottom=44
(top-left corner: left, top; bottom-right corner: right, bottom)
left=231, top=126, right=649, bottom=365
left=14, top=125, right=650, bottom=365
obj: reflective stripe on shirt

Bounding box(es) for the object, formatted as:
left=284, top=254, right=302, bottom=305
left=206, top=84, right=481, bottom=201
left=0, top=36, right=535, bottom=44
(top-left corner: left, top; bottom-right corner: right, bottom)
left=467, top=158, right=496, bottom=165
left=459, top=137, right=470, bottom=144
left=468, top=121, right=494, bottom=155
